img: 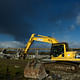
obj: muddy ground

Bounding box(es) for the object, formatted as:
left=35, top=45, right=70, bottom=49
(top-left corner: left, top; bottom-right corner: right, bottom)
left=0, top=58, right=80, bottom=80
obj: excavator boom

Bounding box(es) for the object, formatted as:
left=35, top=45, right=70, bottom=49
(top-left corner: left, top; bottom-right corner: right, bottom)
left=24, top=33, right=58, bottom=54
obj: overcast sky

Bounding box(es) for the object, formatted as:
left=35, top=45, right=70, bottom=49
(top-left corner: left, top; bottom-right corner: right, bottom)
left=0, top=0, right=80, bottom=48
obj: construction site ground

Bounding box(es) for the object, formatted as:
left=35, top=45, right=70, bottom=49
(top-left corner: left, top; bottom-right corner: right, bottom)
left=0, top=58, right=80, bottom=80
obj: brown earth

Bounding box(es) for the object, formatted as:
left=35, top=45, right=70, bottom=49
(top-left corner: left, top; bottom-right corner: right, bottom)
left=0, top=58, right=80, bottom=80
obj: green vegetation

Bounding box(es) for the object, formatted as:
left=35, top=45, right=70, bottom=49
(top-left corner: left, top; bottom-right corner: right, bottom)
left=0, top=58, right=28, bottom=80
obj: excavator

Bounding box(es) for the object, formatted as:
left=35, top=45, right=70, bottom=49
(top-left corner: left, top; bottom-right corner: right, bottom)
left=24, top=33, right=80, bottom=79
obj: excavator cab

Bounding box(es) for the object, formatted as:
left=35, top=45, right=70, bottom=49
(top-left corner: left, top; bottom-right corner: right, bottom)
left=50, top=42, right=69, bottom=57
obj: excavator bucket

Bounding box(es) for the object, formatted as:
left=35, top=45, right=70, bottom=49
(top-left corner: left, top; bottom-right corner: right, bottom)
left=24, top=59, right=48, bottom=80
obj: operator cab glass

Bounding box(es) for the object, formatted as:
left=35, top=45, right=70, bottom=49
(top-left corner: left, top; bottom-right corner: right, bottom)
left=50, top=43, right=69, bottom=57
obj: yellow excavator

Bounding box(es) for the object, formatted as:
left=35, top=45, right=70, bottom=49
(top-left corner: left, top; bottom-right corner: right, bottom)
left=24, top=33, right=80, bottom=61
left=24, top=33, right=80, bottom=79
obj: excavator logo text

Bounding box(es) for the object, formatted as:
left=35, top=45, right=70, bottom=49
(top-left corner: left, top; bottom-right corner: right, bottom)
left=37, top=38, right=43, bottom=41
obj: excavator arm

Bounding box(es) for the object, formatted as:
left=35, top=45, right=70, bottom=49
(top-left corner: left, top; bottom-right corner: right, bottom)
left=24, top=33, right=59, bottom=54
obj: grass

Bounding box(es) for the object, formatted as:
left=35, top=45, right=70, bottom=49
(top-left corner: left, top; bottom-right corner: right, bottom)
left=0, top=58, right=28, bottom=80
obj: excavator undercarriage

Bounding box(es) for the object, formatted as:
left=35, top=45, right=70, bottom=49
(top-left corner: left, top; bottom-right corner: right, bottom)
left=44, top=61, right=79, bottom=73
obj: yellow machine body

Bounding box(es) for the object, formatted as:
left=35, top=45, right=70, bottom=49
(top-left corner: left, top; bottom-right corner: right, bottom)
left=24, top=33, right=80, bottom=62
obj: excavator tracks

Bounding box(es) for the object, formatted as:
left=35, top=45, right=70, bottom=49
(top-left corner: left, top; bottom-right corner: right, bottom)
left=44, top=62, right=79, bottom=73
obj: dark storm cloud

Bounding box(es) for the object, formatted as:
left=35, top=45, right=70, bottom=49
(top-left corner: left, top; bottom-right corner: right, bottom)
left=0, top=0, right=80, bottom=41
left=0, top=0, right=38, bottom=41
